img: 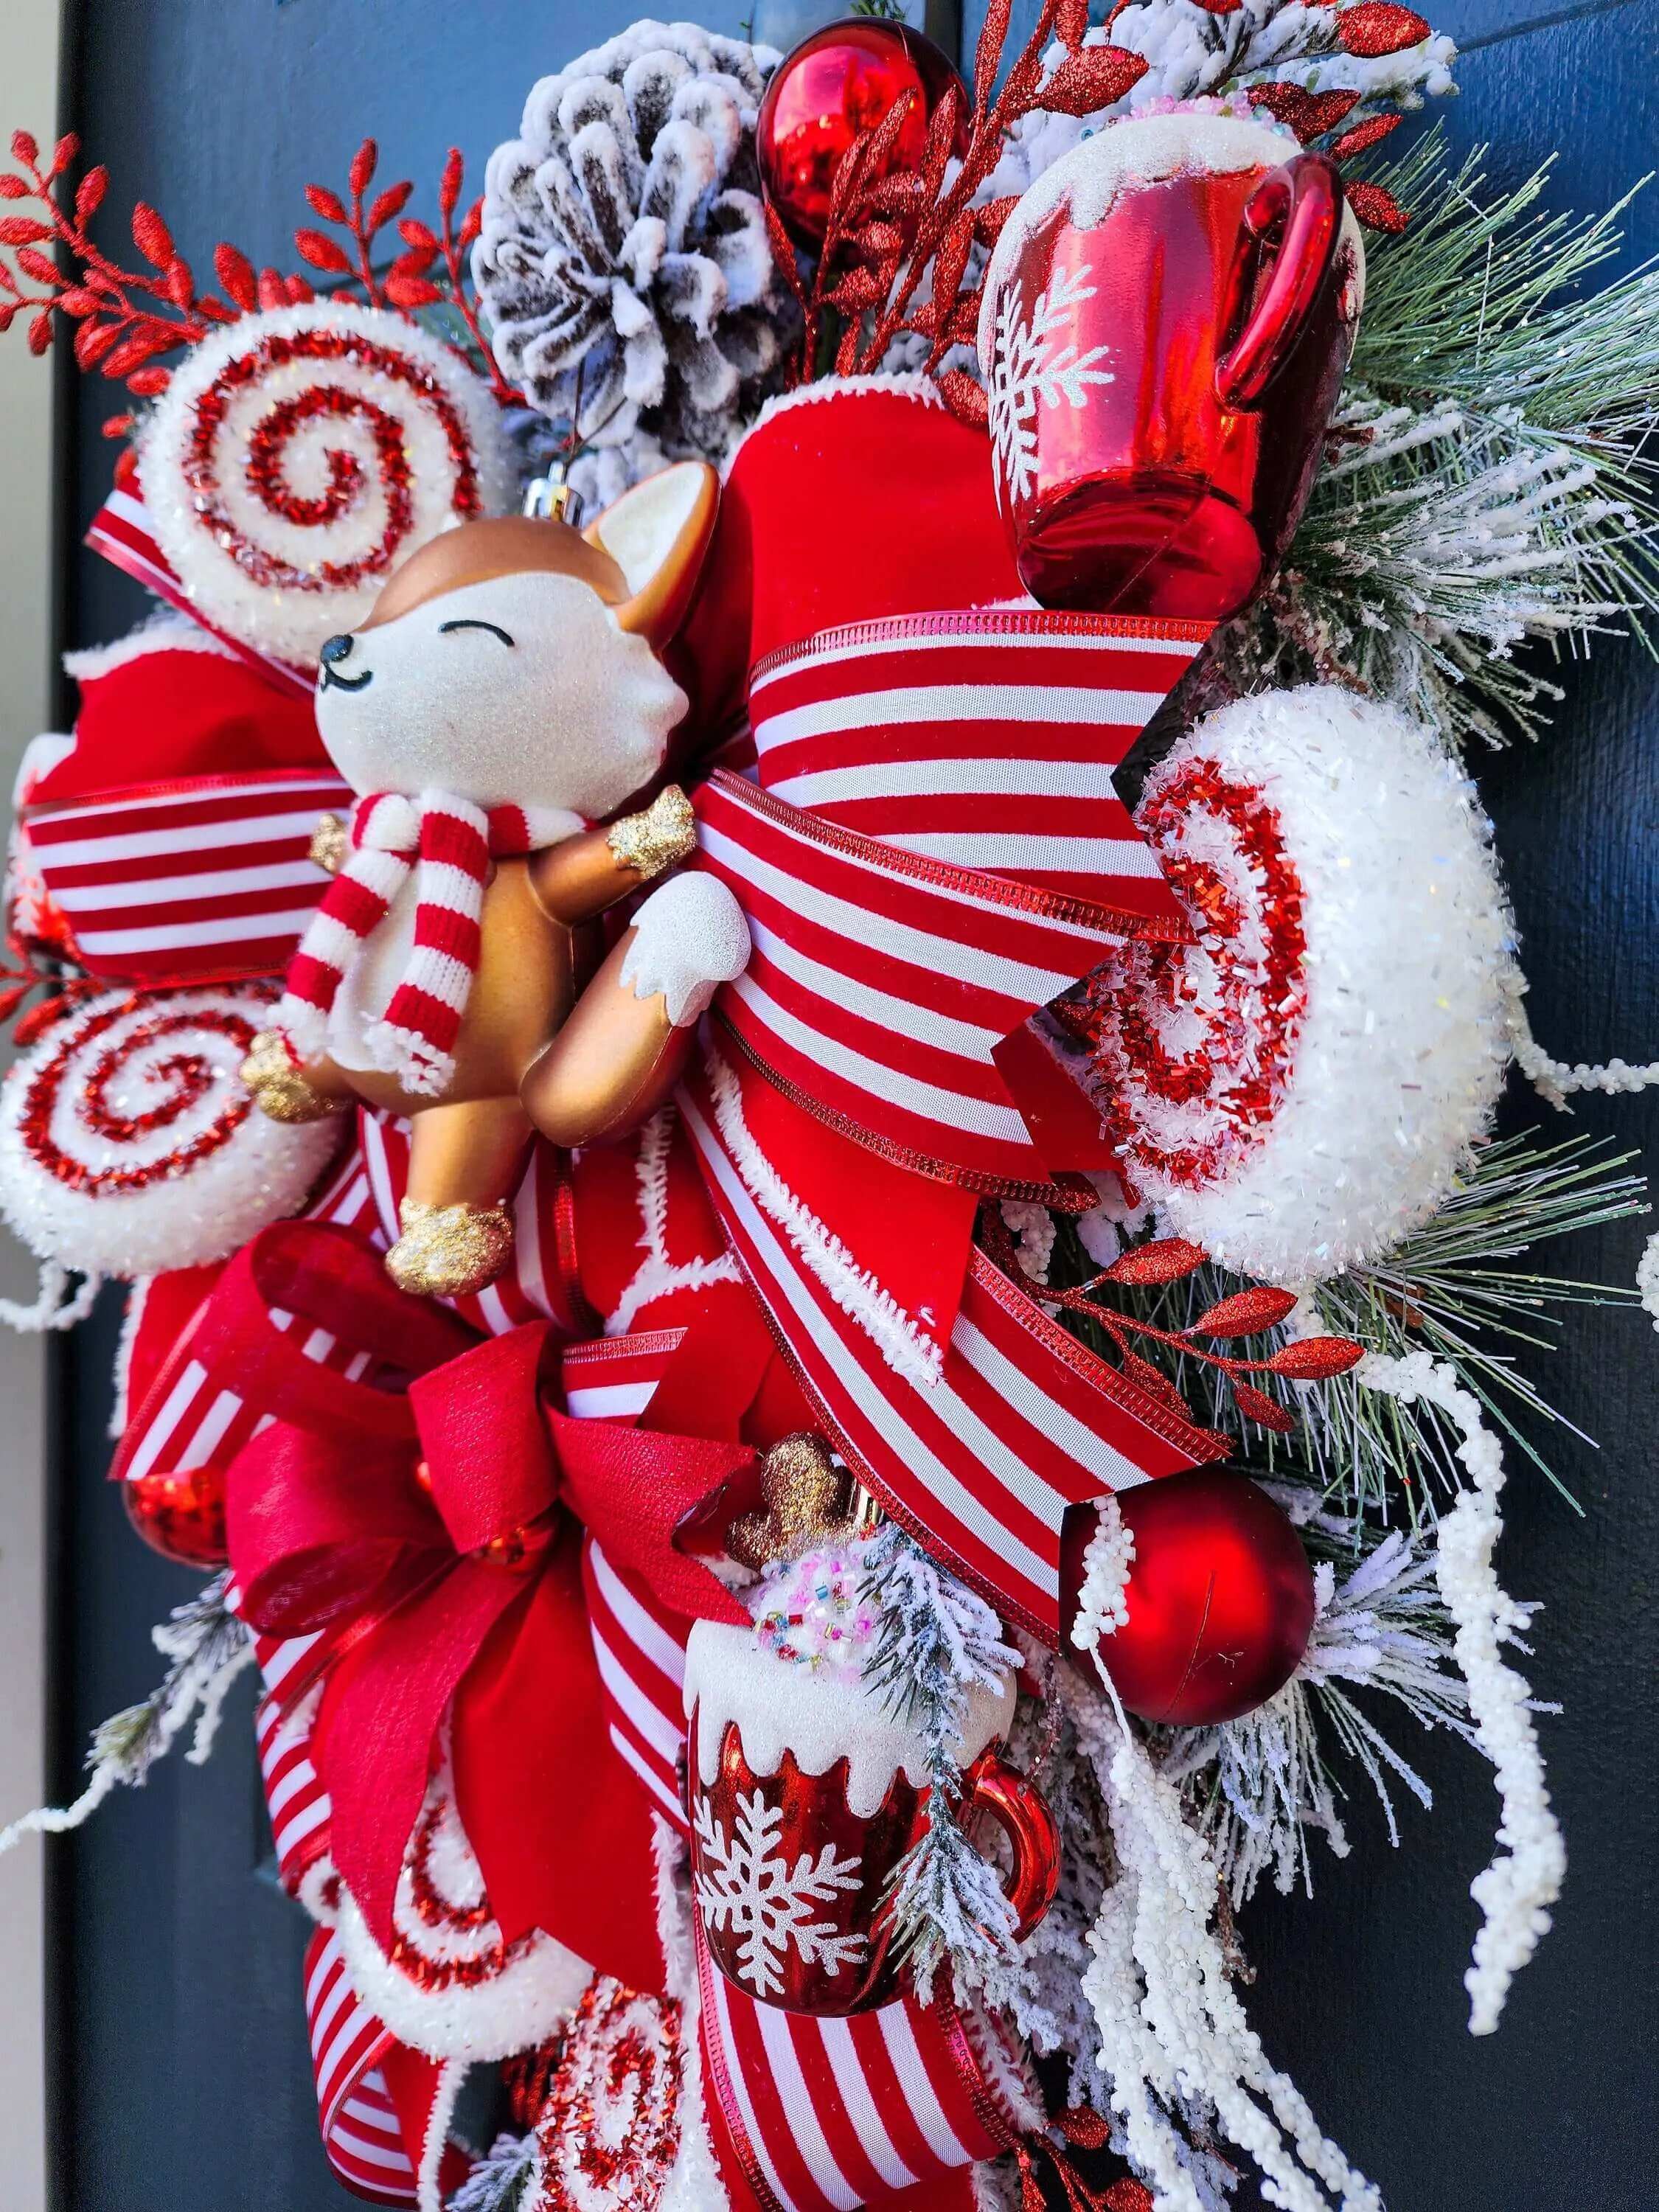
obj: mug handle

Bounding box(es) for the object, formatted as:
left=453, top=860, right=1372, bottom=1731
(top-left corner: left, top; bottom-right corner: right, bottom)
left=959, top=1748, right=1061, bottom=1941
left=1214, top=153, right=1344, bottom=412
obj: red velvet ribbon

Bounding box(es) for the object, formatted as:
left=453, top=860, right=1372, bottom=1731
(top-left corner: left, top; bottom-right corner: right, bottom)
left=213, top=1221, right=754, bottom=1994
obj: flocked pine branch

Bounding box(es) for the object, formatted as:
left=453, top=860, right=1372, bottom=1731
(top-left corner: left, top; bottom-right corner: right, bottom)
left=1161, top=1514, right=1472, bottom=1904
left=0, top=1572, right=252, bottom=1855
left=1215, top=390, right=1649, bottom=747
left=446, top=2132, right=540, bottom=2212
left=1309, top=1130, right=1648, bottom=1515
left=857, top=1523, right=1028, bottom=2003
left=1349, top=132, right=1659, bottom=439
left=1206, top=132, right=1659, bottom=745
left=1043, top=1129, right=1646, bottom=1530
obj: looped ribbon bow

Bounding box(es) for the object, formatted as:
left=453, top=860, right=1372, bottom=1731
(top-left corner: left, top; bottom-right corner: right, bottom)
left=205, top=1220, right=755, bottom=1995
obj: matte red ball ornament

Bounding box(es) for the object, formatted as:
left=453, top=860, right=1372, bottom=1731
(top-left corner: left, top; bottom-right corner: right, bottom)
left=756, top=20, right=968, bottom=249
left=125, top=1467, right=229, bottom=1567
left=1061, top=1471, right=1315, bottom=1725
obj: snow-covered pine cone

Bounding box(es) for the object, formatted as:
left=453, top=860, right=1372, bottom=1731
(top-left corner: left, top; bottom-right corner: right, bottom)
left=475, top=20, right=793, bottom=506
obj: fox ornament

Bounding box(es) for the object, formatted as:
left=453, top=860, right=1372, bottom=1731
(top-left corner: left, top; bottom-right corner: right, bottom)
left=242, top=461, right=750, bottom=1298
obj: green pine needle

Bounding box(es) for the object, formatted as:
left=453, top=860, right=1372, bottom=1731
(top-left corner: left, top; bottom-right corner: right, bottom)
left=1208, top=131, right=1659, bottom=748
left=1048, top=1130, right=1647, bottom=1526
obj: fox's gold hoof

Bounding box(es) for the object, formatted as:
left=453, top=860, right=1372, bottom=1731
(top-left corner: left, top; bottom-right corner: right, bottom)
left=240, top=1029, right=349, bottom=1125
left=385, top=1198, right=515, bottom=1298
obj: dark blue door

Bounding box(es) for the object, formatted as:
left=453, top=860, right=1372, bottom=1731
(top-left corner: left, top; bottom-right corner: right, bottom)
left=52, top=1, right=1659, bottom=2207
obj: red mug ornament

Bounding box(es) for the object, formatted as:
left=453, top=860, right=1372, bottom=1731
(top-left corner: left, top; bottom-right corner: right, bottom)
left=978, top=114, right=1364, bottom=620
left=684, top=1571, right=1057, bottom=2015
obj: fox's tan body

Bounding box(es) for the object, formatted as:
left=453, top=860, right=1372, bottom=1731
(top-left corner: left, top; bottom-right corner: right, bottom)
left=246, top=463, right=745, bottom=1295
left=291, top=812, right=695, bottom=1162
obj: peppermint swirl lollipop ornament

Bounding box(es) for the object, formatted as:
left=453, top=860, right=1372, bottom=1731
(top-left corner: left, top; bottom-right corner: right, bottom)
left=139, top=300, right=515, bottom=668
left=0, top=984, right=343, bottom=1279
left=1075, top=686, right=1514, bottom=1285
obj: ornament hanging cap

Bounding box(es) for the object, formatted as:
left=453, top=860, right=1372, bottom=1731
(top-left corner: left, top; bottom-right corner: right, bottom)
left=137, top=298, right=515, bottom=667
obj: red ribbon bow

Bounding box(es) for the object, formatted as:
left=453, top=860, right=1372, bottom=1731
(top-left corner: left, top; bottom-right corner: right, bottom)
left=204, top=1221, right=754, bottom=1994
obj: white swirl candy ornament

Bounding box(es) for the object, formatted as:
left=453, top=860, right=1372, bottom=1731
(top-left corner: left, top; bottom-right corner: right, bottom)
left=138, top=300, right=515, bottom=667
left=1075, top=686, right=1514, bottom=1285
left=0, top=984, right=343, bottom=1279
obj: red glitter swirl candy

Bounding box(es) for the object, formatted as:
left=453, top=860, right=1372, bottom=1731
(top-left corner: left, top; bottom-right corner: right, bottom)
left=331, top=1762, right=591, bottom=2060
left=1069, top=688, right=1514, bottom=1286
left=0, top=984, right=343, bottom=1279
left=138, top=300, right=514, bottom=669
left=535, top=1977, right=683, bottom=2212
left=1082, top=757, right=1308, bottom=1195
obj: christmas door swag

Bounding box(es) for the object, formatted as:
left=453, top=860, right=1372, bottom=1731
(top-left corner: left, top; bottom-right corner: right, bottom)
left=3, top=5, right=1657, bottom=2208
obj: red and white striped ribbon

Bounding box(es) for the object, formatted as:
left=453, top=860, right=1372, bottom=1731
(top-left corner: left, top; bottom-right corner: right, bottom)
left=680, top=1054, right=1222, bottom=1641
left=692, top=770, right=1155, bottom=1197
left=693, top=612, right=1205, bottom=1194
left=86, top=487, right=317, bottom=699
left=749, top=612, right=1208, bottom=909
left=561, top=1327, right=686, bottom=1423
left=114, top=1118, right=590, bottom=1583
left=19, top=768, right=352, bottom=987
left=121, top=1099, right=608, bottom=1500
left=114, top=1132, right=383, bottom=1497
left=305, top=1927, right=420, bottom=2206
left=583, top=1534, right=692, bottom=1834
left=254, top=1632, right=334, bottom=1892
left=698, top=1929, right=1023, bottom=2212
left=561, top=1328, right=697, bottom=1832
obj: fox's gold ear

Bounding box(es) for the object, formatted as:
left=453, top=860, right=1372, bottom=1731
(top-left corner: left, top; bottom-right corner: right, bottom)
left=584, top=461, right=719, bottom=652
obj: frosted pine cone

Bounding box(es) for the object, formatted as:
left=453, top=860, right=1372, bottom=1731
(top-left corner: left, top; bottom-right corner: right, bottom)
left=475, top=20, right=793, bottom=505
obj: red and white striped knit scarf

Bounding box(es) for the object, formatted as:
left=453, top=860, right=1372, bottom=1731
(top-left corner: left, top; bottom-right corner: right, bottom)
left=276, top=790, right=579, bottom=1096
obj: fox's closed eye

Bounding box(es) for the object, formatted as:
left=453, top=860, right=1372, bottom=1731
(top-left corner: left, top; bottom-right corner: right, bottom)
left=439, top=619, right=516, bottom=646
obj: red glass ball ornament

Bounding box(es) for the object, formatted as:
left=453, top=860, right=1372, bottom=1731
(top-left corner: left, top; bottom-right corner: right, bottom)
left=1060, top=1471, right=1315, bottom=1725
left=125, top=1467, right=229, bottom=1567
left=757, top=20, right=968, bottom=249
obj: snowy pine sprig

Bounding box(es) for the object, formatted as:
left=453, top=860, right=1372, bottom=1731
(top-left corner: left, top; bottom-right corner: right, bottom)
left=445, top=2132, right=540, bottom=2212
left=1217, top=389, right=1646, bottom=748
left=1162, top=1514, right=1472, bottom=1904
left=0, top=1572, right=252, bottom=1856
left=1209, top=132, right=1659, bottom=747
left=1047, top=1128, right=1647, bottom=1524
left=858, top=1523, right=1020, bottom=1753
left=857, top=1525, right=1026, bottom=2003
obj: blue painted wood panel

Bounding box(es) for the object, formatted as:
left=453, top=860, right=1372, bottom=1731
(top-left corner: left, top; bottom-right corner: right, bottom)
left=1234, top=13, right=1659, bottom=2207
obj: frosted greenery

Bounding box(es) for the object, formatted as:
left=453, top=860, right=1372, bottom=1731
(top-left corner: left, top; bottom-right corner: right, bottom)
left=1208, top=133, right=1659, bottom=746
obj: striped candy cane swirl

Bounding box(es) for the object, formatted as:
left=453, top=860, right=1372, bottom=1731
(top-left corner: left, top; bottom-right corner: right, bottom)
left=140, top=301, right=514, bottom=667
left=0, top=984, right=342, bottom=1277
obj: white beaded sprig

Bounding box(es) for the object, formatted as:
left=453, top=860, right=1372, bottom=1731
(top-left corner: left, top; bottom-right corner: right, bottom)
left=1503, top=964, right=1659, bottom=1113
left=1357, top=1352, right=1566, bottom=2035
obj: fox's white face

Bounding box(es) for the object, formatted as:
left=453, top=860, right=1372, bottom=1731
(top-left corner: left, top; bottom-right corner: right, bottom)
left=314, top=569, right=688, bottom=818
